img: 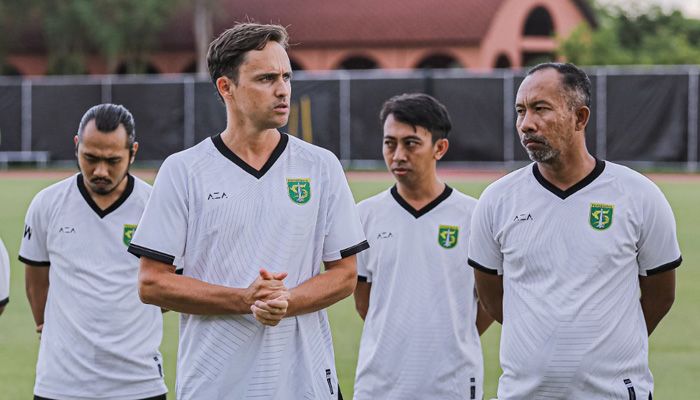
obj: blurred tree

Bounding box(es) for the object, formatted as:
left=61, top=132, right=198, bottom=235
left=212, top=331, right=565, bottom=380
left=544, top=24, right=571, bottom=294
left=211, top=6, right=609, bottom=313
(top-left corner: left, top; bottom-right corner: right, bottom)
left=7, top=0, right=182, bottom=74
left=559, top=3, right=700, bottom=65
left=82, top=0, right=182, bottom=74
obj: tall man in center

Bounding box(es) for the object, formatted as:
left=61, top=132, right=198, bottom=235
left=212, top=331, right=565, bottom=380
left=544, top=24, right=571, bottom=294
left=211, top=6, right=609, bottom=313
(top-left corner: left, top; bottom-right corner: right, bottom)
left=353, top=93, right=492, bottom=399
left=128, top=23, right=368, bottom=399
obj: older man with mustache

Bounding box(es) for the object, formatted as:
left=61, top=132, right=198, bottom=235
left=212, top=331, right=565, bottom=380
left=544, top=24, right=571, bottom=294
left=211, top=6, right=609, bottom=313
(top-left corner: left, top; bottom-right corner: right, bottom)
left=468, top=63, right=681, bottom=399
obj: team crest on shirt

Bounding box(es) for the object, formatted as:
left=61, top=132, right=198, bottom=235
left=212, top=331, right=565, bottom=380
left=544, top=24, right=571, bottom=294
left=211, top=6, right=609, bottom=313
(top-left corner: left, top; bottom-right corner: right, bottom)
left=123, top=224, right=137, bottom=246
left=589, top=203, right=614, bottom=230
left=438, top=225, right=459, bottom=249
left=287, top=178, right=311, bottom=204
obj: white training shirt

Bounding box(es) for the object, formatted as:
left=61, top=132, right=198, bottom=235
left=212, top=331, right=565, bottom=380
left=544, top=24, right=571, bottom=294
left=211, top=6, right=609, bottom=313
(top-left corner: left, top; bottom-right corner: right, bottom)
left=354, top=186, right=484, bottom=400
left=0, top=238, right=9, bottom=309
left=18, top=174, right=167, bottom=400
left=468, top=160, right=682, bottom=400
left=128, top=133, right=368, bottom=400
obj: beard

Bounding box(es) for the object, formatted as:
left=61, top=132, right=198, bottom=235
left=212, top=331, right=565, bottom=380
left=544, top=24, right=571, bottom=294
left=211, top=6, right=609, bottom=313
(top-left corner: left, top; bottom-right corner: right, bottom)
left=521, top=134, right=560, bottom=163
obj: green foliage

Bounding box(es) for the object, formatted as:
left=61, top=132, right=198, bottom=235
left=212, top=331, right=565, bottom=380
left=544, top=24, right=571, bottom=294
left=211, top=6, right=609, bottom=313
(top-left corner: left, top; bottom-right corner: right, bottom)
left=559, top=4, right=700, bottom=65
left=3, top=0, right=183, bottom=75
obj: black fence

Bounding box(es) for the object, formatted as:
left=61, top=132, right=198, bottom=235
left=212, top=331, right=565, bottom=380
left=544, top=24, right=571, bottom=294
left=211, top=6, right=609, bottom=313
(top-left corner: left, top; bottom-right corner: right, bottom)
left=0, top=67, right=697, bottom=170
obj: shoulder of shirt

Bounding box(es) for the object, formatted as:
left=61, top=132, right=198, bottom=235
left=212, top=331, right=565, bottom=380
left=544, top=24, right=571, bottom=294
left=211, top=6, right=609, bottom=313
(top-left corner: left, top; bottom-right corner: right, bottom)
left=130, top=174, right=153, bottom=198
left=31, top=173, right=79, bottom=204
left=286, top=134, right=340, bottom=164
left=447, top=187, right=478, bottom=210
left=157, top=136, right=215, bottom=172
left=602, top=161, right=660, bottom=193
left=357, top=188, right=392, bottom=213
left=479, top=164, right=531, bottom=199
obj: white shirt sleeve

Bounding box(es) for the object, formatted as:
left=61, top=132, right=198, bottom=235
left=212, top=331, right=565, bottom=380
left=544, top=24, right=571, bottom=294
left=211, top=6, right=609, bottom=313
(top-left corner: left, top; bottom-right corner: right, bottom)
left=128, top=156, right=189, bottom=265
left=637, top=182, right=682, bottom=276
left=18, top=191, right=51, bottom=266
left=355, top=203, right=373, bottom=282
left=0, top=238, right=10, bottom=306
left=467, top=189, right=503, bottom=275
left=321, top=156, right=368, bottom=262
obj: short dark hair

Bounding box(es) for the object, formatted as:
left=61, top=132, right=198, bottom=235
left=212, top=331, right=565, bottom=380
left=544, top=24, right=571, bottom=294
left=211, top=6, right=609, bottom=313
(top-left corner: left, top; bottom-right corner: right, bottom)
left=379, top=93, right=452, bottom=142
left=527, top=62, right=591, bottom=109
left=207, top=22, right=289, bottom=86
left=77, top=103, right=135, bottom=149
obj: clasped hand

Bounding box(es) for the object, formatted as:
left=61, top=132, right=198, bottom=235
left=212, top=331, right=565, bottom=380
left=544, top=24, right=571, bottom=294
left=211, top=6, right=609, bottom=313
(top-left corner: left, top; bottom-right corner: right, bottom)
left=248, top=268, right=289, bottom=326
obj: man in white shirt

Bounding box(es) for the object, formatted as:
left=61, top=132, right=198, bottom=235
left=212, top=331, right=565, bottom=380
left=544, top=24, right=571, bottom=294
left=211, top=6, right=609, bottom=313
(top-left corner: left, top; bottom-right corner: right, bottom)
left=353, top=93, right=492, bottom=400
left=0, top=238, right=9, bottom=316
left=19, top=104, right=167, bottom=400
left=129, top=23, right=367, bottom=400
left=468, top=63, right=681, bottom=399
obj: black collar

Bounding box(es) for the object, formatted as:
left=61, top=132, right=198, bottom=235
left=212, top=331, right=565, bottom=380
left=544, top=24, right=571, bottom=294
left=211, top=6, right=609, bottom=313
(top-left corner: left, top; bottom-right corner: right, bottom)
left=391, top=184, right=453, bottom=218
left=532, top=158, right=605, bottom=200
left=211, top=133, right=288, bottom=179
left=77, top=174, right=135, bottom=219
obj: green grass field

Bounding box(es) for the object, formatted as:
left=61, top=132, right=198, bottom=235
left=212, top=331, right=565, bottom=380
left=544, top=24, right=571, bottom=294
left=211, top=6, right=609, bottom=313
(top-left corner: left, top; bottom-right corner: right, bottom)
left=0, top=173, right=697, bottom=399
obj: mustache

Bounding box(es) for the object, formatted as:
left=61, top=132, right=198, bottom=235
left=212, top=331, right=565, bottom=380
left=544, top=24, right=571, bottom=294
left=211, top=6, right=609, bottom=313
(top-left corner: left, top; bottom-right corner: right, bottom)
left=521, top=134, right=548, bottom=145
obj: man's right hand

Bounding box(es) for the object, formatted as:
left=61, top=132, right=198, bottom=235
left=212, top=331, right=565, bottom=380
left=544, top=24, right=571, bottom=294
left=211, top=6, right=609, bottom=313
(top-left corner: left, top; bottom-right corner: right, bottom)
left=244, top=268, right=289, bottom=307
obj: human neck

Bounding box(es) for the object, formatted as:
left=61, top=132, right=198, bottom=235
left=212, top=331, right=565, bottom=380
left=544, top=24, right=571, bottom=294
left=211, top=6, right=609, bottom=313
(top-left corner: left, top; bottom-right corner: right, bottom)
left=85, top=174, right=129, bottom=210
left=396, top=176, right=445, bottom=210
left=537, top=150, right=596, bottom=191
left=220, top=123, right=281, bottom=170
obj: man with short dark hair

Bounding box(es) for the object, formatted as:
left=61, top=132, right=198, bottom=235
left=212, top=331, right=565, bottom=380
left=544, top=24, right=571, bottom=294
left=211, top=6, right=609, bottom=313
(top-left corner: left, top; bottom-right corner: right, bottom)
left=468, top=63, right=681, bottom=399
left=128, top=23, right=367, bottom=399
left=20, top=104, right=167, bottom=400
left=353, top=93, right=492, bottom=400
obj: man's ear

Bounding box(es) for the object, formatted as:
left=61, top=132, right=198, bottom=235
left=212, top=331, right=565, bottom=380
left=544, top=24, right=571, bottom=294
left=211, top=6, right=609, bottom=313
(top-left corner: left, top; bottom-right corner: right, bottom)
left=129, top=142, right=139, bottom=164
left=74, top=134, right=79, bottom=154
left=216, top=76, right=234, bottom=100
left=575, top=106, right=590, bottom=132
left=434, top=138, right=449, bottom=161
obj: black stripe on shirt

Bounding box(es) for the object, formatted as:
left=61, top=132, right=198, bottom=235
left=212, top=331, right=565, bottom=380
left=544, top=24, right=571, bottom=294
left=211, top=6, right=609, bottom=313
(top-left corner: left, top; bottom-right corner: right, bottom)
left=357, top=275, right=368, bottom=282
left=18, top=255, right=50, bottom=267
left=127, top=243, right=176, bottom=265
left=468, top=258, right=499, bottom=275
left=340, top=240, right=370, bottom=258
left=0, top=297, right=8, bottom=307
left=645, top=255, right=682, bottom=276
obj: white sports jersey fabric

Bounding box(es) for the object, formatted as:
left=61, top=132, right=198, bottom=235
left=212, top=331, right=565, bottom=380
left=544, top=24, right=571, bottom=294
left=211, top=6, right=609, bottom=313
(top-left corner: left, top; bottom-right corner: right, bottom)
left=354, top=186, right=484, bottom=400
left=468, top=160, right=682, bottom=400
left=0, top=238, right=9, bottom=309
left=18, top=174, right=167, bottom=400
left=128, top=133, right=368, bottom=400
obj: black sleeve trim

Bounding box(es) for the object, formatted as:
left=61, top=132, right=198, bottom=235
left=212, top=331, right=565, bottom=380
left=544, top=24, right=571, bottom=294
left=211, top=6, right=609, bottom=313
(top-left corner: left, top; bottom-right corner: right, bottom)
left=357, top=275, right=368, bottom=282
left=175, top=269, right=184, bottom=275
left=127, top=243, right=176, bottom=265
left=0, top=297, right=8, bottom=307
left=18, top=255, right=50, bottom=267
left=468, top=258, right=499, bottom=275
left=645, top=255, right=682, bottom=276
left=340, top=240, right=370, bottom=258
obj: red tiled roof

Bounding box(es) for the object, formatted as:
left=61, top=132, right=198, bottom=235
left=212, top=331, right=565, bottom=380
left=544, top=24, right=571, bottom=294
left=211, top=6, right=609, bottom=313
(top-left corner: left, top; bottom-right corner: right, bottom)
left=162, top=0, right=508, bottom=50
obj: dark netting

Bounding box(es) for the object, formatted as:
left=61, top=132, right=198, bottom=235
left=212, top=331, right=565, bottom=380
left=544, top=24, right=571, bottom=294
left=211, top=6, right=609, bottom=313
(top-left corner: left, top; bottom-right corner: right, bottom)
left=434, top=77, right=504, bottom=162
left=194, top=81, right=226, bottom=144
left=349, top=78, right=426, bottom=160
left=0, top=81, right=22, bottom=151
left=112, top=82, right=185, bottom=161
left=607, top=74, right=688, bottom=162
left=285, top=80, right=341, bottom=156
left=31, top=84, right=101, bottom=160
